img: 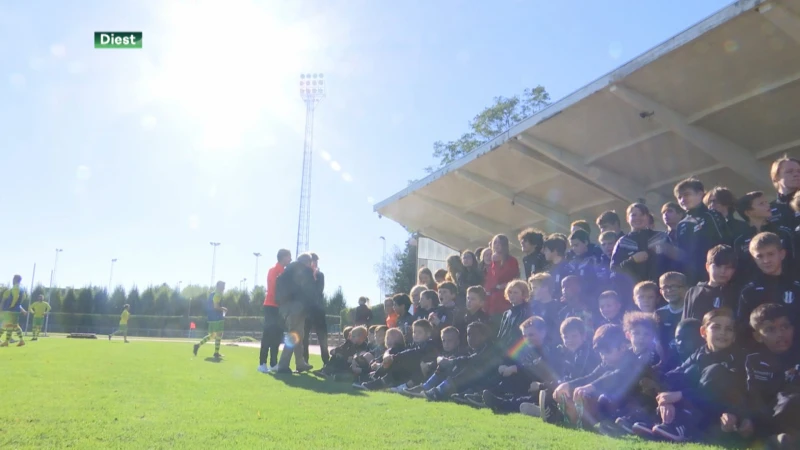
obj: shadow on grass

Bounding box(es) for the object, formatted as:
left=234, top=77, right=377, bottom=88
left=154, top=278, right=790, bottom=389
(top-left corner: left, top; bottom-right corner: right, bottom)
left=204, top=357, right=222, bottom=363
left=269, top=372, right=368, bottom=397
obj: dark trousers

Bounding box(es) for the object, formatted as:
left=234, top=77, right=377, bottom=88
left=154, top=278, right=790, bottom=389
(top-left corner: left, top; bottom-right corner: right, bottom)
left=259, top=305, right=283, bottom=367
left=303, top=304, right=330, bottom=365
left=669, top=364, right=744, bottom=431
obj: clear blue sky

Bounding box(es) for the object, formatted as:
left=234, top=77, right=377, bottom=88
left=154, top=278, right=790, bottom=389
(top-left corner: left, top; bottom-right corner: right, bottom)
left=0, top=0, right=732, bottom=304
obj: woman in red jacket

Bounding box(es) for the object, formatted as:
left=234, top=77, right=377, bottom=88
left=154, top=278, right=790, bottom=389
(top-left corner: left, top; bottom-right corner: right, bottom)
left=483, top=234, right=520, bottom=316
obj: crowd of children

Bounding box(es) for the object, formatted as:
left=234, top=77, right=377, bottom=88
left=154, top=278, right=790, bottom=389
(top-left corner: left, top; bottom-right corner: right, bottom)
left=301, top=156, right=800, bottom=449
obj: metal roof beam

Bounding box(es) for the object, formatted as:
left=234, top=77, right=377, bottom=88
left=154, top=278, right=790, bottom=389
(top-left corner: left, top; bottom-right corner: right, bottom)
left=760, top=3, right=800, bottom=44
left=420, top=227, right=472, bottom=252
left=609, top=84, right=773, bottom=190
left=511, top=136, right=669, bottom=208
left=453, top=170, right=570, bottom=231
left=414, top=193, right=507, bottom=236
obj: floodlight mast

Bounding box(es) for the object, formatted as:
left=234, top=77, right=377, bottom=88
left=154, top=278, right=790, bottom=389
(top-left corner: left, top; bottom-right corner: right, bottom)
left=296, top=72, right=326, bottom=256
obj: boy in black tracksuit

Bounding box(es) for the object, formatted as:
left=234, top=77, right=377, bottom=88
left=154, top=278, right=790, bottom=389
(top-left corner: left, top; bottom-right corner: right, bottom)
left=549, top=323, right=654, bottom=431
left=768, top=157, right=800, bottom=231
left=659, top=318, right=705, bottom=374
left=656, top=272, right=688, bottom=352
left=480, top=316, right=560, bottom=412
left=420, top=326, right=466, bottom=380
left=320, top=325, right=370, bottom=379
left=650, top=308, right=751, bottom=443
left=419, top=322, right=504, bottom=401
left=673, top=178, right=730, bottom=286
left=735, top=191, right=796, bottom=276
left=683, top=245, right=740, bottom=321
left=358, top=319, right=440, bottom=390
left=519, top=228, right=547, bottom=279
left=454, top=286, right=489, bottom=347
left=539, top=317, right=604, bottom=422
left=745, top=303, right=800, bottom=447
left=736, top=232, right=800, bottom=347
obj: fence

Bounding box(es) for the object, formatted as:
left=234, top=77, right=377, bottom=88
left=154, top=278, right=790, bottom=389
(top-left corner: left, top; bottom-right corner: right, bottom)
left=29, top=313, right=342, bottom=339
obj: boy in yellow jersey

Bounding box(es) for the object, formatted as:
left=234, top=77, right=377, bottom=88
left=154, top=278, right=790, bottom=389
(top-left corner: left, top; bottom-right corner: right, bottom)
left=29, top=294, right=51, bottom=341
left=193, top=281, right=227, bottom=359
left=1, top=274, right=27, bottom=347
left=108, top=304, right=131, bottom=343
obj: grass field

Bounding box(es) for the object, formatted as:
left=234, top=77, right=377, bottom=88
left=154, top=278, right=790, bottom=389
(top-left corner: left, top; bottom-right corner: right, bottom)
left=2, top=338, right=722, bottom=450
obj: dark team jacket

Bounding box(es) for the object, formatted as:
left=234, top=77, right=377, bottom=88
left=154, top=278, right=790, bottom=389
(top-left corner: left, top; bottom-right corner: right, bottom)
left=556, top=342, right=601, bottom=385
left=745, top=346, right=800, bottom=429
left=432, top=304, right=458, bottom=331
left=530, top=300, right=562, bottom=345
left=655, top=305, right=683, bottom=350
left=769, top=192, right=800, bottom=231
left=733, top=223, right=796, bottom=276
left=675, top=204, right=730, bottom=285
left=496, top=302, right=532, bottom=352
left=683, top=282, right=741, bottom=321
left=413, top=307, right=431, bottom=321
left=567, top=350, right=657, bottom=403
left=567, top=243, right=604, bottom=263
left=455, top=269, right=483, bottom=307
left=369, top=343, right=407, bottom=378
left=567, top=253, right=600, bottom=300
left=331, top=340, right=369, bottom=362
left=725, top=215, right=751, bottom=245
left=507, top=343, right=560, bottom=387
left=390, top=338, right=440, bottom=370
left=447, top=342, right=504, bottom=382
left=557, top=302, right=597, bottom=334
left=522, top=251, right=548, bottom=279
left=611, top=229, right=672, bottom=285
left=547, top=260, right=574, bottom=298
left=396, top=312, right=416, bottom=341
left=454, top=308, right=489, bottom=346
left=354, top=304, right=373, bottom=325
left=737, top=274, right=800, bottom=343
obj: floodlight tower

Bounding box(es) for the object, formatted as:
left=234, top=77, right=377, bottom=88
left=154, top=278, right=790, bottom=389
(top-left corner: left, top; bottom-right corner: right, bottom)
left=295, top=72, right=326, bottom=256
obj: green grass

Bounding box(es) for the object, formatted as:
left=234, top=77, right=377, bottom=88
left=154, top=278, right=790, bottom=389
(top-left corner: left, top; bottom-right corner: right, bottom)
left=2, top=338, right=721, bottom=450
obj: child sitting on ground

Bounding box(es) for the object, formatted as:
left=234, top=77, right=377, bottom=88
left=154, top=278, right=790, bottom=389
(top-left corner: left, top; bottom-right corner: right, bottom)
left=481, top=316, right=559, bottom=414
left=415, top=322, right=504, bottom=402
left=421, top=326, right=465, bottom=379
left=650, top=308, right=750, bottom=443
left=557, top=275, right=596, bottom=333
left=320, top=325, right=369, bottom=379
left=538, top=318, right=601, bottom=423
left=361, top=327, right=406, bottom=382
left=745, top=303, right=800, bottom=449
left=357, top=319, right=439, bottom=391
left=657, top=272, right=688, bottom=352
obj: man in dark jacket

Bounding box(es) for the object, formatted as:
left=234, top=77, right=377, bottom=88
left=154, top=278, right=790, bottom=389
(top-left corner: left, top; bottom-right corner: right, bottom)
left=274, top=253, right=318, bottom=374
left=303, top=253, right=330, bottom=366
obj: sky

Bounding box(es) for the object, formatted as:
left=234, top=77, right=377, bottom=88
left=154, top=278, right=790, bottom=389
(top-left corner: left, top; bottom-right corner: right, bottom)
left=0, top=0, right=734, bottom=304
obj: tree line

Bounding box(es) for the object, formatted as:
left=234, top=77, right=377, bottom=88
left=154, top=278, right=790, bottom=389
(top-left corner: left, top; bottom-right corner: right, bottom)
left=0, top=283, right=348, bottom=319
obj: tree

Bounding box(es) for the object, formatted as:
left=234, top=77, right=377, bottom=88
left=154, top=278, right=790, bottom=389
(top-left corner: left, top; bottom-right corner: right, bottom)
left=48, top=288, right=63, bottom=312
left=140, top=287, right=156, bottom=315
left=93, top=288, right=109, bottom=315
left=127, top=286, right=140, bottom=312
left=62, top=289, right=77, bottom=314
left=382, top=236, right=418, bottom=296
left=430, top=86, right=551, bottom=169
left=325, top=286, right=347, bottom=316
left=251, top=286, right=266, bottom=315
left=110, top=286, right=126, bottom=312
left=154, top=286, right=170, bottom=316
left=237, top=291, right=252, bottom=317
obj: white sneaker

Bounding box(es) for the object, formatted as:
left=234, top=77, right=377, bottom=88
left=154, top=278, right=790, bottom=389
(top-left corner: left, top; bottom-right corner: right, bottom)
left=520, top=402, right=541, bottom=417
left=257, top=364, right=270, bottom=374
left=269, top=365, right=279, bottom=372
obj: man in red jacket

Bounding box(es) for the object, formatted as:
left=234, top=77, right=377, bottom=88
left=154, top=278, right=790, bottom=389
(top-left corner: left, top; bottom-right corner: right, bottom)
left=258, top=249, right=291, bottom=373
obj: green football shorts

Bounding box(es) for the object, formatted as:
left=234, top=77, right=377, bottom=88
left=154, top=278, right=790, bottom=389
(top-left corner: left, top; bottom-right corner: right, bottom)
left=208, top=320, right=224, bottom=334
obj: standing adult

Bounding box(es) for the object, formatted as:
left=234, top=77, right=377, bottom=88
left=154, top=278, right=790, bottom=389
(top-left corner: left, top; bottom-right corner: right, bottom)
left=769, top=156, right=800, bottom=230
left=257, top=249, right=291, bottom=374
left=274, top=253, right=317, bottom=374
left=518, top=228, right=546, bottom=279
left=303, top=253, right=330, bottom=366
